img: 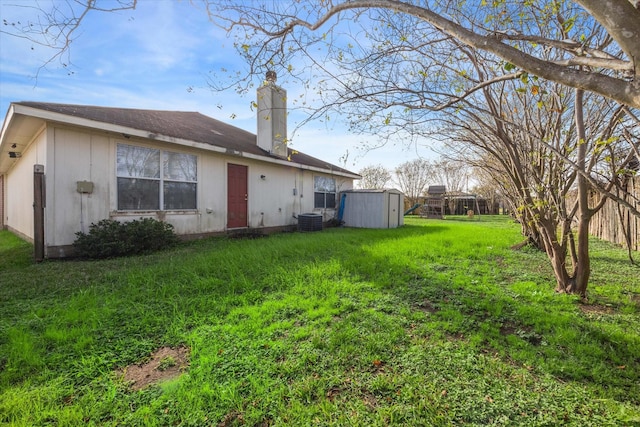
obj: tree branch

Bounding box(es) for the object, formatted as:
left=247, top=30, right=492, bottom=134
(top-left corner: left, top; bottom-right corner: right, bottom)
left=240, top=0, right=640, bottom=107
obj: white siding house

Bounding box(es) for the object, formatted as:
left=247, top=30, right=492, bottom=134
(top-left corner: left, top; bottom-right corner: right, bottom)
left=0, top=77, right=359, bottom=258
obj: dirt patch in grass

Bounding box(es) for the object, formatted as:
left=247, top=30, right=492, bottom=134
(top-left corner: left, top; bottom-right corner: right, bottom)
left=118, top=346, right=190, bottom=391
left=414, top=299, right=438, bottom=313
left=499, top=321, right=543, bottom=346
left=218, top=410, right=244, bottom=427
left=362, top=392, right=378, bottom=410
left=499, top=322, right=518, bottom=336
left=578, top=303, right=616, bottom=315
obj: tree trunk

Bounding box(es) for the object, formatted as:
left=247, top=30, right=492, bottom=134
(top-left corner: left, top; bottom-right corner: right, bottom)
left=566, top=88, right=591, bottom=298
left=572, top=213, right=591, bottom=297
left=524, top=89, right=595, bottom=298
left=537, top=217, right=572, bottom=291
left=514, top=209, right=544, bottom=250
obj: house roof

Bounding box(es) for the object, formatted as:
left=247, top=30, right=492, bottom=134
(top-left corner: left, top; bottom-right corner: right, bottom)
left=0, top=101, right=359, bottom=177
left=427, top=185, right=447, bottom=195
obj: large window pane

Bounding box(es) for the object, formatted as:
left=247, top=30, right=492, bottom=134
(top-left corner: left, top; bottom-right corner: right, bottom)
left=326, top=193, right=336, bottom=209
left=117, top=144, right=198, bottom=211
left=314, top=176, right=336, bottom=192
left=314, top=176, right=336, bottom=208
left=164, top=152, right=196, bottom=181
left=164, top=182, right=197, bottom=210
left=117, top=178, right=160, bottom=210
left=117, top=145, right=159, bottom=178
left=314, top=192, right=326, bottom=209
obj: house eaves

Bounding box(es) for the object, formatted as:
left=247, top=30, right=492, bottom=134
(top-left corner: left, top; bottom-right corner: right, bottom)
left=0, top=102, right=360, bottom=179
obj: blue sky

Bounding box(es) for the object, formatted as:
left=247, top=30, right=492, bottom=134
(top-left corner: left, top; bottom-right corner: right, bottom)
left=0, top=0, right=436, bottom=173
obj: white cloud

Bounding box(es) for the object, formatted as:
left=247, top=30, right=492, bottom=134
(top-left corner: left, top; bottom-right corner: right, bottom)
left=0, top=0, right=441, bottom=174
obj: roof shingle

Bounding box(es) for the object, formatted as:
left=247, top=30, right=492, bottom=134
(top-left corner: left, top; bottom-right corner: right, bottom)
left=15, top=101, right=357, bottom=176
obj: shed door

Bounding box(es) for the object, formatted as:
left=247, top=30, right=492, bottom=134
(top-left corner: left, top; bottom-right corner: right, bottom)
left=388, top=193, right=400, bottom=228
left=227, top=163, right=248, bottom=228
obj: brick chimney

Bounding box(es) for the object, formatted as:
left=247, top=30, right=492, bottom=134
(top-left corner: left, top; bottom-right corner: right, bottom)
left=257, top=71, right=288, bottom=158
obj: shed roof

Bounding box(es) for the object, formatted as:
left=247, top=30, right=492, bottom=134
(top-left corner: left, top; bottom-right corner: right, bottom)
left=342, top=188, right=403, bottom=194
left=1, top=102, right=359, bottom=177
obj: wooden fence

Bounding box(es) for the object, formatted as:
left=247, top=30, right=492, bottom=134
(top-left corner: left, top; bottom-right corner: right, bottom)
left=589, top=176, right=639, bottom=251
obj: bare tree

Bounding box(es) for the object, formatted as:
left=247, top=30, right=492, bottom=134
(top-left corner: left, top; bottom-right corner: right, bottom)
left=203, top=0, right=640, bottom=107
left=469, top=167, right=504, bottom=215
left=430, top=159, right=469, bottom=194
left=394, top=159, right=433, bottom=207
left=440, top=57, right=638, bottom=296
left=357, top=164, right=392, bottom=189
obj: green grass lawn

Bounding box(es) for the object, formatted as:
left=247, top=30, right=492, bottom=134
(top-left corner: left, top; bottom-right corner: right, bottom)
left=1, top=216, right=639, bottom=426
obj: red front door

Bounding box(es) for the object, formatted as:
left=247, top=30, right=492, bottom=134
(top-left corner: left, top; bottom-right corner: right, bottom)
left=227, top=163, right=248, bottom=228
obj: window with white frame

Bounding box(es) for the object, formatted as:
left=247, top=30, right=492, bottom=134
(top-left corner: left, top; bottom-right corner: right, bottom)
left=314, top=176, right=336, bottom=209
left=117, top=143, right=197, bottom=211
